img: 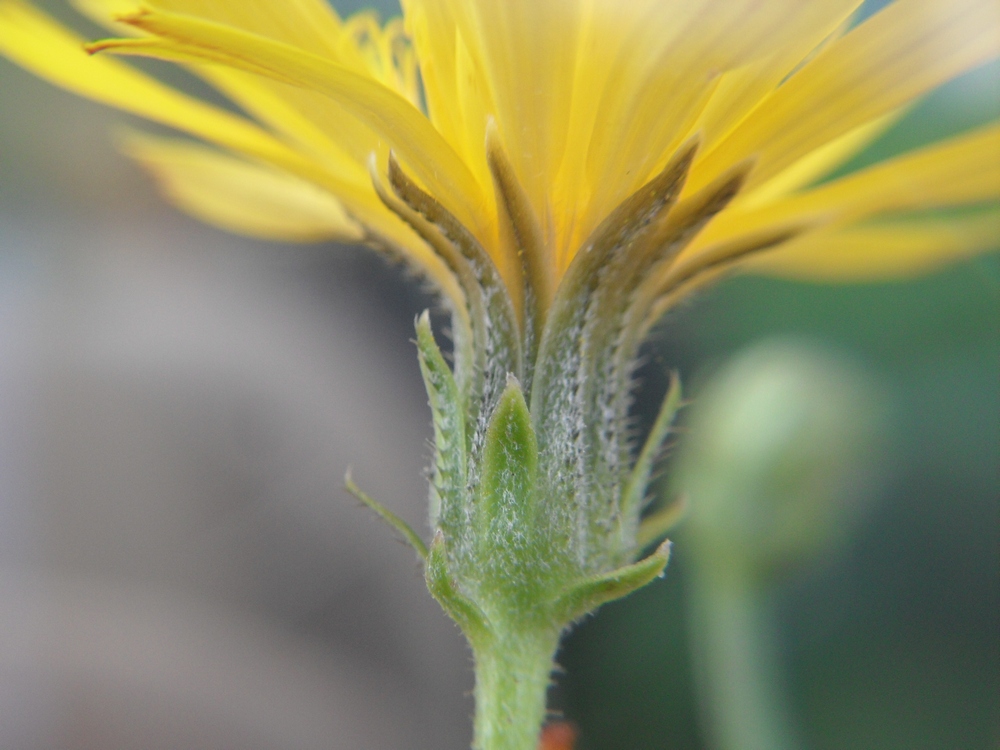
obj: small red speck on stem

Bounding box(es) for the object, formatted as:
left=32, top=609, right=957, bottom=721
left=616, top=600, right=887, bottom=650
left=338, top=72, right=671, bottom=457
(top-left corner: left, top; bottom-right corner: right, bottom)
left=539, top=721, right=578, bottom=750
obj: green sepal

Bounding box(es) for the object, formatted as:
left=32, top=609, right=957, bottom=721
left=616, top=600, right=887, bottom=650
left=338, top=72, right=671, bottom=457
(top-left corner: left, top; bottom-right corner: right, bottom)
left=485, top=120, right=549, bottom=384
left=475, top=375, right=546, bottom=613
left=553, top=540, right=672, bottom=625
left=344, top=470, right=428, bottom=560
left=637, top=494, right=688, bottom=550
left=371, top=161, right=478, bottom=402
left=415, top=311, right=468, bottom=530
left=525, top=144, right=698, bottom=575
left=386, top=153, right=523, bottom=438
left=621, top=373, right=683, bottom=531
left=425, top=531, right=491, bottom=646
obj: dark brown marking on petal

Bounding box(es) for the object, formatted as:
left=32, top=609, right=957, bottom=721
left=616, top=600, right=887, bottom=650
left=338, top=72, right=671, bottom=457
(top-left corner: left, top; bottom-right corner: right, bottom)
left=533, top=138, right=700, bottom=399
left=582, top=138, right=701, bottom=271
left=387, top=153, right=498, bottom=284
left=486, top=121, right=549, bottom=377
left=382, top=154, right=523, bottom=468
left=370, top=157, right=485, bottom=406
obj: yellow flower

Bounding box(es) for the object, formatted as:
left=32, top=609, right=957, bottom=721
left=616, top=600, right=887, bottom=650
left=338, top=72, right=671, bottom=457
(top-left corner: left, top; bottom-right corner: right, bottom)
left=1, top=0, right=997, bottom=338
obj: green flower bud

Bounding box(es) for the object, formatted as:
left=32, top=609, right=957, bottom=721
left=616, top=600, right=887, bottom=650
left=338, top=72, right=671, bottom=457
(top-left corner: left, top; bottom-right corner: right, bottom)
left=675, top=338, right=884, bottom=576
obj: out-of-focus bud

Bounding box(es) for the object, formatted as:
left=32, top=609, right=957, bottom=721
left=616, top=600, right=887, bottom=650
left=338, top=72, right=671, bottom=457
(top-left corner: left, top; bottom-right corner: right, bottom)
left=674, top=339, right=887, bottom=750
left=673, top=338, right=884, bottom=577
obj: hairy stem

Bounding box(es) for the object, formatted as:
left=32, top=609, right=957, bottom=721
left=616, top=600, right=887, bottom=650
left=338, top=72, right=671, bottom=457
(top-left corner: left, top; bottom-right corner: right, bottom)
left=472, top=626, right=561, bottom=750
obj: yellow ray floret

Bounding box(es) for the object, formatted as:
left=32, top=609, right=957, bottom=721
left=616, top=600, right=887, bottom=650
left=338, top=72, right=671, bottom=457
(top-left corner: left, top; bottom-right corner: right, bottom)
left=692, top=123, right=1000, bottom=252
left=0, top=0, right=468, bottom=313
left=119, top=131, right=363, bottom=243
left=0, top=0, right=291, bottom=164
left=74, top=0, right=350, bottom=56
left=747, top=212, right=1000, bottom=281
left=92, top=7, right=491, bottom=239
left=689, top=0, right=1000, bottom=194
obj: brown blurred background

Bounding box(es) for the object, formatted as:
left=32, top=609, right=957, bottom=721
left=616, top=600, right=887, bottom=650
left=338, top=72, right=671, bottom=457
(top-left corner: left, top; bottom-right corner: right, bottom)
left=0, top=2, right=476, bottom=747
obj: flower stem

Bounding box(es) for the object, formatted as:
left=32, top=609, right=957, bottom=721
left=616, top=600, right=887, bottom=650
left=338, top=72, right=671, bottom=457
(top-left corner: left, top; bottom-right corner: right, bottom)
left=471, top=626, right=561, bottom=750
left=687, top=562, right=799, bottom=750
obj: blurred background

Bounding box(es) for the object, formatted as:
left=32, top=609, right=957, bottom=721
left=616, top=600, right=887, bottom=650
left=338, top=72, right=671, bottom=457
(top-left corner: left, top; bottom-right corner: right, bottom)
left=0, top=1, right=997, bottom=749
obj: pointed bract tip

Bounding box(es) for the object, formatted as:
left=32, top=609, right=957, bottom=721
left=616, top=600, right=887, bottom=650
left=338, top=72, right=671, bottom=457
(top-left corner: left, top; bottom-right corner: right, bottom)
left=484, top=115, right=498, bottom=137
left=414, top=310, right=438, bottom=348
left=484, top=117, right=503, bottom=155
left=674, top=135, right=701, bottom=169
left=365, top=150, right=380, bottom=180
left=652, top=539, right=672, bottom=578
left=386, top=150, right=406, bottom=187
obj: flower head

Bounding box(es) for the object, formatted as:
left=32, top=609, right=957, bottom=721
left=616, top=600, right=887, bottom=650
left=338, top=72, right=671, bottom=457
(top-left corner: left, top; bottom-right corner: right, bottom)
left=3, top=0, right=997, bottom=560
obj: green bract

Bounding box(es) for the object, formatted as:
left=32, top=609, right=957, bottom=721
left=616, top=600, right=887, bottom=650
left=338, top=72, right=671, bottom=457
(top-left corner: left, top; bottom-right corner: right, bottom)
left=417, top=331, right=675, bottom=640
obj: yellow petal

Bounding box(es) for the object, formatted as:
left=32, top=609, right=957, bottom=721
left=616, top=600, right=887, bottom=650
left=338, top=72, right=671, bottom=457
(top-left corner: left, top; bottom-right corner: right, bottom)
left=0, top=1, right=468, bottom=309
left=736, top=109, right=905, bottom=211
left=698, top=123, right=1000, bottom=247
left=746, top=212, right=1000, bottom=281
left=399, top=1, right=503, bottom=224
left=75, top=1, right=425, bottom=181
left=585, top=0, right=865, bottom=192
left=800, top=124, right=1000, bottom=219
left=78, top=2, right=433, bottom=243
left=0, top=1, right=292, bottom=165
left=194, top=67, right=372, bottom=181
left=74, top=0, right=348, bottom=58
left=399, top=0, right=464, bottom=151
left=120, top=131, right=363, bottom=242
left=0, top=1, right=408, bottom=239
left=341, top=14, right=423, bottom=107
left=75, top=0, right=419, bottom=101
left=402, top=0, right=862, bottom=266
left=71, top=0, right=142, bottom=27
left=690, top=0, right=1000, bottom=194
left=440, top=0, right=582, bottom=216
left=690, top=8, right=859, bottom=152
left=97, top=7, right=490, bottom=242
left=556, top=0, right=863, bottom=261
left=127, top=130, right=467, bottom=312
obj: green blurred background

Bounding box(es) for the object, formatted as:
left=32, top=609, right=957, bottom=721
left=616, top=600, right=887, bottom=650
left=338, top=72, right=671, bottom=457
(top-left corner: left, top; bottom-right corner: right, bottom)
left=0, top=1, right=997, bottom=749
